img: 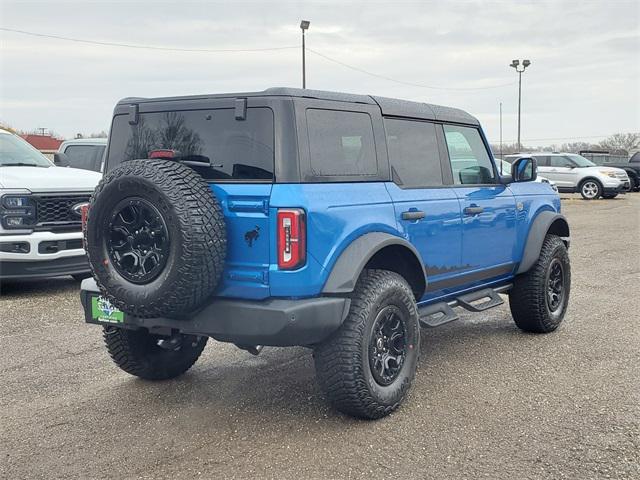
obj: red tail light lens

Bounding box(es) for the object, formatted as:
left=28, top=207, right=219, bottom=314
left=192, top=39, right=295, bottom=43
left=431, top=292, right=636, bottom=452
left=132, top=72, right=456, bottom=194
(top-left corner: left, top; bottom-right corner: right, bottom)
left=80, top=204, right=90, bottom=230
left=148, top=149, right=177, bottom=159
left=277, top=208, right=306, bottom=270
left=80, top=204, right=90, bottom=248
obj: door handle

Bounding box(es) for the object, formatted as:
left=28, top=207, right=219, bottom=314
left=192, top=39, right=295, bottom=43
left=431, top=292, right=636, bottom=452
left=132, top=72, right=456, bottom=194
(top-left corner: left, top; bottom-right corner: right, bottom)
left=463, top=206, right=484, bottom=216
left=401, top=210, right=426, bottom=221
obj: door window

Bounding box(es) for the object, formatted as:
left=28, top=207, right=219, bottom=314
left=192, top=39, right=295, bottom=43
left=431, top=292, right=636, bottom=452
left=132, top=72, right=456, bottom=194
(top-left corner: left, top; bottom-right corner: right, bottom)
left=64, top=145, right=105, bottom=171
left=384, top=118, right=443, bottom=187
left=443, top=125, right=495, bottom=185
left=534, top=155, right=550, bottom=166
left=306, top=109, right=376, bottom=176
left=550, top=156, right=574, bottom=168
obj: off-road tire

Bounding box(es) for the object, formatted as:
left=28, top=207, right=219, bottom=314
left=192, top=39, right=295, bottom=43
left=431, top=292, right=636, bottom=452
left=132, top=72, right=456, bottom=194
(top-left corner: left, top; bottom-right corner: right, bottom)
left=629, top=176, right=638, bottom=192
left=85, top=159, right=226, bottom=318
left=509, top=234, right=570, bottom=333
left=314, top=269, right=420, bottom=419
left=579, top=178, right=602, bottom=200
left=103, top=326, right=207, bottom=380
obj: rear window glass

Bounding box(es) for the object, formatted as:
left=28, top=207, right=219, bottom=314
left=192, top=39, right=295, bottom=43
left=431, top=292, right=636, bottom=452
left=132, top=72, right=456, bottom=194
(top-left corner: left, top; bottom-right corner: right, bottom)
left=306, top=109, right=376, bottom=177
left=107, top=107, right=274, bottom=181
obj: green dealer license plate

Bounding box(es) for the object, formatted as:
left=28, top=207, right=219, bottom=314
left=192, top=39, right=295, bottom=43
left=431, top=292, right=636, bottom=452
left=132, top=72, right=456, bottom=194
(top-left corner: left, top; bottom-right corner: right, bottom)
left=91, top=296, right=124, bottom=324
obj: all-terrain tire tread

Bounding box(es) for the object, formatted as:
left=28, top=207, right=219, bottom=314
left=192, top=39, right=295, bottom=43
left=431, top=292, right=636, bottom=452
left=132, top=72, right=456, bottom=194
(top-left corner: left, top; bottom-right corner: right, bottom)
left=314, top=269, right=419, bottom=419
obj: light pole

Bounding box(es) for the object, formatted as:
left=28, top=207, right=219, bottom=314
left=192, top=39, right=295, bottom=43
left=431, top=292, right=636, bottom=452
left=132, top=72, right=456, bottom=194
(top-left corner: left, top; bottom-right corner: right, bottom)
left=510, top=59, right=531, bottom=152
left=300, top=20, right=310, bottom=89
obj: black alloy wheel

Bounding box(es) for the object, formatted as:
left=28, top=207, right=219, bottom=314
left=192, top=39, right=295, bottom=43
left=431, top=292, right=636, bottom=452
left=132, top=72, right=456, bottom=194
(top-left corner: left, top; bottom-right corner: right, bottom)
left=106, top=197, right=170, bottom=284
left=546, top=258, right=565, bottom=314
left=369, top=305, right=408, bottom=386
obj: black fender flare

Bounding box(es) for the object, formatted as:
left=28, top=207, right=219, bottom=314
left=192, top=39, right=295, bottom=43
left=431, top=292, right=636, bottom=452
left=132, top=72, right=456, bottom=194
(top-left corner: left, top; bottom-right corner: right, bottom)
left=517, top=211, right=570, bottom=274
left=322, top=232, right=427, bottom=297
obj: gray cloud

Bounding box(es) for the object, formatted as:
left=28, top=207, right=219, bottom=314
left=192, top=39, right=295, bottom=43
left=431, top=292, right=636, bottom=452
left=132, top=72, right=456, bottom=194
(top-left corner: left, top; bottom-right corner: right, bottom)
left=1, top=0, right=638, bottom=146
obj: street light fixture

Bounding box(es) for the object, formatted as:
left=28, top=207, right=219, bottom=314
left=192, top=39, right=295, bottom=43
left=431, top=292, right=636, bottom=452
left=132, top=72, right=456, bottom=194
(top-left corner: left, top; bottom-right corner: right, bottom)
left=300, top=20, right=310, bottom=89
left=510, top=58, right=531, bottom=151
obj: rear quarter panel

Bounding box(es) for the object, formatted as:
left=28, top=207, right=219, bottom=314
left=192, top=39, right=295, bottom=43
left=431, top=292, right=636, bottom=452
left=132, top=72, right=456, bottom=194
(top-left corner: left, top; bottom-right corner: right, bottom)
left=268, top=182, right=398, bottom=297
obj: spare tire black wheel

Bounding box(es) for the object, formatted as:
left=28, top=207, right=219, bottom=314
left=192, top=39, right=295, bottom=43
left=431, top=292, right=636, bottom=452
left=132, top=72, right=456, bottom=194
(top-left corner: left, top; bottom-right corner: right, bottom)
left=85, top=159, right=226, bottom=318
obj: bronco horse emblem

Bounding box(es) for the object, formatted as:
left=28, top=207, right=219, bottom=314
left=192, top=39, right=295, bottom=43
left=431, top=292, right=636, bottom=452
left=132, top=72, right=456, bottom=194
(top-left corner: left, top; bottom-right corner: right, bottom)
left=244, top=226, right=260, bottom=247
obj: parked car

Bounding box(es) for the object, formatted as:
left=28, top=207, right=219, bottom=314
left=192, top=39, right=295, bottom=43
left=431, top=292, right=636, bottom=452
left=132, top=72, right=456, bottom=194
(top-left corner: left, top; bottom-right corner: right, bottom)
left=505, top=153, right=630, bottom=199
left=579, top=150, right=640, bottom=192
left=81, top=88, right=571, bottom=419
left=497, top=159, right=558, bottom=191
left=55, top=138, right=107, bottom=172
left=0, top=128, right=101, bottom=280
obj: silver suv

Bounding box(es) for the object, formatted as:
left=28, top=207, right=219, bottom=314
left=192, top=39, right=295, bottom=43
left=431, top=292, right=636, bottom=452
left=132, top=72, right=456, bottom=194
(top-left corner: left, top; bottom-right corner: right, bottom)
left=505, top=153, right=630, bottom=199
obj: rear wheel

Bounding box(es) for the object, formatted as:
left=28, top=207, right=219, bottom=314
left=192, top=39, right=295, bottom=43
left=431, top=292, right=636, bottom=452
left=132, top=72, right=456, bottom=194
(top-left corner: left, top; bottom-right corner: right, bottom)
left=579, top=179, right=602, bottom=200
left=509, top=235, right=570, bottom=333
left=314, top=269, right=420, bottom=419
left=103, top=326, right=207, bottom=380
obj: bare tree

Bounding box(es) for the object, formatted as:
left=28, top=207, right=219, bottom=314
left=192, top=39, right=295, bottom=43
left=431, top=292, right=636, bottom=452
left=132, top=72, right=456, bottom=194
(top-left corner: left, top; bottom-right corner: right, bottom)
left=598, top=133, right=640, bottom=155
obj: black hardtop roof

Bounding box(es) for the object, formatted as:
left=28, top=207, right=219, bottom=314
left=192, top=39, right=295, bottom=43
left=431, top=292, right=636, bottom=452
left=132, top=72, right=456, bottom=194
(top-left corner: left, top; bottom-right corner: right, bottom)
left=117, top=87, right=479, bottom=126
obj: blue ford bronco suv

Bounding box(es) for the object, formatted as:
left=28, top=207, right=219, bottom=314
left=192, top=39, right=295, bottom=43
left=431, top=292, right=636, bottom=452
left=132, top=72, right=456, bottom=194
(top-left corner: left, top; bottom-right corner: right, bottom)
left=81, top=88, right=571, bottom=419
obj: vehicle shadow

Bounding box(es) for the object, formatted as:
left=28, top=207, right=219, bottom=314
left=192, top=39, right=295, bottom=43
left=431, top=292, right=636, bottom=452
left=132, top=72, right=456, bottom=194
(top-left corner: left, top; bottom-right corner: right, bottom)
left=96, top=310, right=524, bottom=425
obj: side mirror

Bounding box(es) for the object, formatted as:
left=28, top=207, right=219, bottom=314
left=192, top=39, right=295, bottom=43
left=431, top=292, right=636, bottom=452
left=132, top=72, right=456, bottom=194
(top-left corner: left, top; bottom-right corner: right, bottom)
left=53, top=152, right=71, bottom=167
left=512, top=156, right=537, bottom=182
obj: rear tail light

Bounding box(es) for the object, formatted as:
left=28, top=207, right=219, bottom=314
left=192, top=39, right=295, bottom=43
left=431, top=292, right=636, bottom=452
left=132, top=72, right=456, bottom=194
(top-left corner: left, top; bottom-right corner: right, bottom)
left=80, top=204, right=89, bottom=228
left=277, top=208, right=306, bottom=270
left=81, top=204, right=90, bottom=247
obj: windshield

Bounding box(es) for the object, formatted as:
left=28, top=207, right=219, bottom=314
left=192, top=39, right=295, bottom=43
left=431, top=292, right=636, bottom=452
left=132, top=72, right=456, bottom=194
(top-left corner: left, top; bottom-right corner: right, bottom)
left=0, top=134, right=53, bottom=167
left=567, top=154, right=596, bottom=167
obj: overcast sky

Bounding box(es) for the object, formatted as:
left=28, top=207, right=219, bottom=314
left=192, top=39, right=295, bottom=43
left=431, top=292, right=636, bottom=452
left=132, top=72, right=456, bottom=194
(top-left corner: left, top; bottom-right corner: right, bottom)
left=1, top=0, right=638, bottom=146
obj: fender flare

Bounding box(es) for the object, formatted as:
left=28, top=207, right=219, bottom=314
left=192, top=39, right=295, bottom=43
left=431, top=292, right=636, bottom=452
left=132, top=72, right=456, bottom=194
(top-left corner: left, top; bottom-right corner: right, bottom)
left=322, top=232, right=427, bottom=296
left=517, top=211, right=570, bottom=274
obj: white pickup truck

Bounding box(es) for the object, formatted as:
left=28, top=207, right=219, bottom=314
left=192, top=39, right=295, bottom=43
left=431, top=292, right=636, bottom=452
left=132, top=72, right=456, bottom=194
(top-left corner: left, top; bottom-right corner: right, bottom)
left=0, top=128, right=101, bottom=280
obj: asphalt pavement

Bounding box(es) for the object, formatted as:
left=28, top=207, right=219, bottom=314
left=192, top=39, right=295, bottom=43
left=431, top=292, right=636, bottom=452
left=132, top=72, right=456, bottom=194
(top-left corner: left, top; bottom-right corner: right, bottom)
left=1, top=193, right=639, bottom=479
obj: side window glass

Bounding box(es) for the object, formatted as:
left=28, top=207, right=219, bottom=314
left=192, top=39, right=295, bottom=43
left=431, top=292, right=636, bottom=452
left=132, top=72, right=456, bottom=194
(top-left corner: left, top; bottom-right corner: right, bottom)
left=534, top=156, right=549, bottom=167
left=443, top=125, right=495, bottom=185
left=306, top=109, right=377, bottom=176
left=384, top=118, right=443, bottom=187
left=64, top=145, right=98, bottom=171
left=550, top=156, right=573, bottom=168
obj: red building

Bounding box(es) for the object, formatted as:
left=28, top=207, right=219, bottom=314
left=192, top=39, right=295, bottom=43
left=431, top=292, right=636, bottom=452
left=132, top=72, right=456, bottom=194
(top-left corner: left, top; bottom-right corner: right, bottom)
left=21, top=134, right=63, bottom=159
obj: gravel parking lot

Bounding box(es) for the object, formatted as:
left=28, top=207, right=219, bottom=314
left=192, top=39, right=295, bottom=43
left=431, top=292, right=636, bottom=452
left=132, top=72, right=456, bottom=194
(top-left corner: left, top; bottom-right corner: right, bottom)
left=1, top=194, right=638, bottom=480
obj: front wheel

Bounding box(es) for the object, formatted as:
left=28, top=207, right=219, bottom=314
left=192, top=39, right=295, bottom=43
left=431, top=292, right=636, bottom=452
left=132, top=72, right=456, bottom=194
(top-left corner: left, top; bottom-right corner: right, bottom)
left=314, top=269, right=420, bottom=419
left=579, top=179, right=602, bottom=200
left=509, top=234, right=571, bottom=333
left=103, top=327, right=207, bottom=380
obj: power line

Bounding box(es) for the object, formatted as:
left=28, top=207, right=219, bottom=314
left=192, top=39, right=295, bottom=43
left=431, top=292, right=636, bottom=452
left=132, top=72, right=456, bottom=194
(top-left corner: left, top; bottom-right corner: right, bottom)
left=306, top=47, right=517, bottom=91
left=0, top=27, right=299, bottom=52
left=2, top=26, right=517, bottom=91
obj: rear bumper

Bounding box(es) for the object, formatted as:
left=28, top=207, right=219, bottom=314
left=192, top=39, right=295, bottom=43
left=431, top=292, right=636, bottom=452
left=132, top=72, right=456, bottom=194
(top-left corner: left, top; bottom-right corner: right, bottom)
left=0, top=255, right=89, bottom=279
left=80, top=279, right=350, bottom=347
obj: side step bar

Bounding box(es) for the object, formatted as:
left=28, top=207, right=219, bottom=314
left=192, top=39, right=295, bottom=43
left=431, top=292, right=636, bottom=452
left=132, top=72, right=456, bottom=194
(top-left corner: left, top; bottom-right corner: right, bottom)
left=418, top=284, right=512, bottom=328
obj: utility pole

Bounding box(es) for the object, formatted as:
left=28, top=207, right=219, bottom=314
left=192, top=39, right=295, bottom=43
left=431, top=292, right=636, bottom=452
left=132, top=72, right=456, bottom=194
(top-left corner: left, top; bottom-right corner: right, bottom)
left=300, top=20, right=310, bottom=89
left=509, top=59, right=531, bottom=152
left=499, top=102, right=503, bottom=171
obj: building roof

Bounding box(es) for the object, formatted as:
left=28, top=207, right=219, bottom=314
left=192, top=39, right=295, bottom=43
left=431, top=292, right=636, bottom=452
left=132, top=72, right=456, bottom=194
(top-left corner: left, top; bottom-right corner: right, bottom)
left=21, top=134, right=63, bottom=151
left=117, top=87, right=479, bottom=126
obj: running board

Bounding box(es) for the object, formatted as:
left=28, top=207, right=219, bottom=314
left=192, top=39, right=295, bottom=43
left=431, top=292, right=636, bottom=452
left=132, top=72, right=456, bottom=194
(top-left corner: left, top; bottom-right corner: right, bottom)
left=419, top=284, right=512, bottom=328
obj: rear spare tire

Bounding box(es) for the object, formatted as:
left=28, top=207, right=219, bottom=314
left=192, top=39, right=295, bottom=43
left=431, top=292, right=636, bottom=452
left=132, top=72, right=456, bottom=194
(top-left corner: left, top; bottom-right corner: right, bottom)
left=85, top=159, right=226, bottom=318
